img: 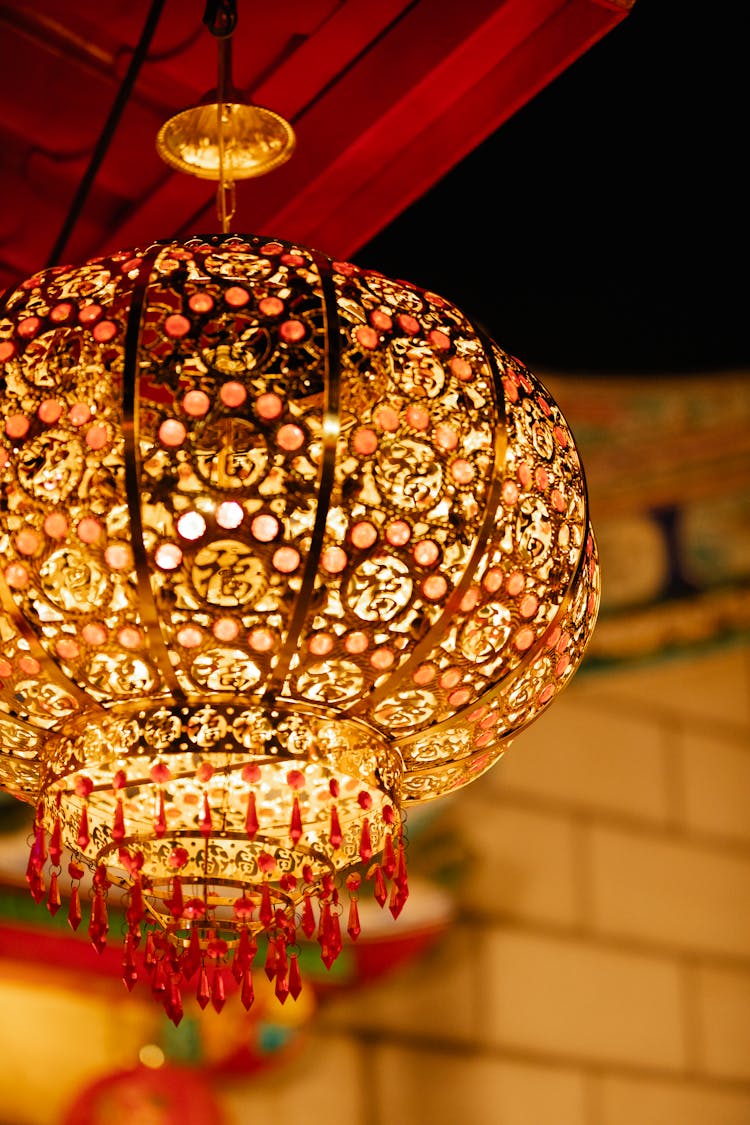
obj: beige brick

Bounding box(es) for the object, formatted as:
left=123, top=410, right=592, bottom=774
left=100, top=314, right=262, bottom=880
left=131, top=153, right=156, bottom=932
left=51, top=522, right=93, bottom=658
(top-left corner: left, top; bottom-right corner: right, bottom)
left=696, top=967, right=750, bottom=1080
left=600, top=1075, right=750, bottom=1125
left=220, top=1032, right=365, bottom=1124
left=572, top=642, right=750, bottom=726
left=682, top=729, right=750, bottom=842
left=488, top=693, right=670, bottom=823
left=318, top=924, right=479, bottom=1043
left=441, top=795, right=580, bottom=927
left=374, top=1046, right=588, bottom=1125
left=483, top=930, right=685, bottom=1069
left=590, top=826, right=750, bottom=957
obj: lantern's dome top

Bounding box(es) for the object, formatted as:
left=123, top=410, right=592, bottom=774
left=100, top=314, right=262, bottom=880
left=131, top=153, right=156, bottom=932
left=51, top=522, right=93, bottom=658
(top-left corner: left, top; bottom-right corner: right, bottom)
left=0, top=234, right=597, bottom=795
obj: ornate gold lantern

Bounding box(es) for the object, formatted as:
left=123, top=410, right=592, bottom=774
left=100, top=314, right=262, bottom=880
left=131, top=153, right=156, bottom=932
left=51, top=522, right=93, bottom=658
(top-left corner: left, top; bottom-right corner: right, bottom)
left=0, top=233, right=599, bottom=1023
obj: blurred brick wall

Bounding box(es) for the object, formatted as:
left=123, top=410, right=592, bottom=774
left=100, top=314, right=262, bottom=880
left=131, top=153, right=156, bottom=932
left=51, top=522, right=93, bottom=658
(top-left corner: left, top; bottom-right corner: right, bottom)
left=222, top=639, right=750, bottom=1125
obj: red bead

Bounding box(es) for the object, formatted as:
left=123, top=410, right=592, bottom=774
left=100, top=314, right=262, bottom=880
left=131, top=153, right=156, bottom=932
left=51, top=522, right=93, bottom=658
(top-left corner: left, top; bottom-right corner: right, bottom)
left=211, top=969, right=226, bottom=1013
left=347, top=897, right=361, bottom=941
left=154, top=792, right=167, bottom=838
left=169, top=876, right=184, bottom=918
left=181, top=928, right=202, bottom=981
left=359, top=818, right=372, bottom=862
left=245, top=791, right=259, bottom=838
left=382, top=832, right=396, bottom=879
left=289, top=795, right=303, bottom=844
left=199, top=793, right=212, bottom=837
left=48, top=817, right=62, bottom=867
left=196, top=967, right=211, bottom=1010
left=68, top=885, right=82, bottom=930
left=301, top=894, right=316, bottom=938
left=46, top=870, right=61, bottom=916
left=112, top=797, right=126, bottom=842
left=240, top=969, right=255, bottom=1011
left=371, top=864, right=387, bottom=908
left=329, top=805, right=342, bottom=849
left=259, top=882, right=273, bottom=928
left=288, top=954, right=302, bottom=1000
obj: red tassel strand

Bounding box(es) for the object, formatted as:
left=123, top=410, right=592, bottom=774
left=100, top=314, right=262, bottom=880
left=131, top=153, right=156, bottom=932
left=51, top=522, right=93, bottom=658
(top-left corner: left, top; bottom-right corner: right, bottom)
left=200, top=793, right=212, bottom=838
left=288, top=953, right=302, bottom=1000
left=46, top=869, right=61, bottom=916
left=245, top=790, right=259, bottom=838
left=240, top=968, right=255, bottom=1011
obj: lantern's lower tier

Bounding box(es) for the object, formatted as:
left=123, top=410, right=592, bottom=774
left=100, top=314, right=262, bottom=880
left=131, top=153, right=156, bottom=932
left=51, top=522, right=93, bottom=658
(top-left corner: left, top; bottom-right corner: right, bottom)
left=26, top=702, right=407, bottom=1022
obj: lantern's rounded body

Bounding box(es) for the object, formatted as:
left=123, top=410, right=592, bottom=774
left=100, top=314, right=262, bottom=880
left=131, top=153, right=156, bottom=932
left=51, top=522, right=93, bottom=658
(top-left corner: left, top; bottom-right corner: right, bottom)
left=0, top=235, right=598, bottom=1012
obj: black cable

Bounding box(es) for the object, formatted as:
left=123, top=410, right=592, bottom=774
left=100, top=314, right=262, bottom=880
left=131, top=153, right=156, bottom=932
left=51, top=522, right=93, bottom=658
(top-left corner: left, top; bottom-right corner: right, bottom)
left=45, top=0, right=167, bottom=268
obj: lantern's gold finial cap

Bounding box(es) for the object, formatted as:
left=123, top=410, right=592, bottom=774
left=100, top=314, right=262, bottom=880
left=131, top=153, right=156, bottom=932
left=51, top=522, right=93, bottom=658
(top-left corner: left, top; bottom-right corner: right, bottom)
left=156, top=98, right=295, bottom=181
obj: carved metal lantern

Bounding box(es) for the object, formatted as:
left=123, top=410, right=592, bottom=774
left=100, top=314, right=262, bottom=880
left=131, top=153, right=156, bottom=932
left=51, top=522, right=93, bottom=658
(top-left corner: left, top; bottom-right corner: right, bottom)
left=0, top=234, right=599, bottom=1021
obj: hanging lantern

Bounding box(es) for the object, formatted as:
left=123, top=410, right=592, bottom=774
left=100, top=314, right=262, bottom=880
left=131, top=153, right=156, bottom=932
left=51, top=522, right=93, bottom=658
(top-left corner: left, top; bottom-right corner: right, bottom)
left=0, top=233, right=599, bottom=1023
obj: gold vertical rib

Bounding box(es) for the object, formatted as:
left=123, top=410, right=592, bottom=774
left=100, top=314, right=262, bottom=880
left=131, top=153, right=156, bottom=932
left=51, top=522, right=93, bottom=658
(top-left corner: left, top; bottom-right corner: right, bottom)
left=264, top=251, right=342, bottom=698
left=121, top=243, right=185, bottom=702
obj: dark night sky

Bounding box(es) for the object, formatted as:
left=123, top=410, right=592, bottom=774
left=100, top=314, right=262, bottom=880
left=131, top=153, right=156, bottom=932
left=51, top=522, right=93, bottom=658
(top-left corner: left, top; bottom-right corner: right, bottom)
left=356, top=3, right=744, bottom=376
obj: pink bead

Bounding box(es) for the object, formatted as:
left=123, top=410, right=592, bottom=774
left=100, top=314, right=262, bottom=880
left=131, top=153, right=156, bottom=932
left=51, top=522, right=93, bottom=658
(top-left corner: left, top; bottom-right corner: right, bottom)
left=225, top=287, right=249, bottom=307
left=183, top=390, right=210, bottom=416
left=159, top=419, right=186, bottom=446
left=44, top=513, right=68, bottom=539
left=155, top=543, right=183, bottom=570
left=250, top=514, right=278, bottom=541
left=386, top=521, right=411, bottom=547
left=15, top=529, right=40, bottom=555
left=5, top=415, right=29, bottom=439
left=413, top=540, right=439, bottom=567
left=220, top=381, right=246, bottom=407
left=350, top=521, right=377, bottom=549
left=249, top=627, right=275, bottom=652
left=68, top=403, right=91, bottom=427
left=355, top=325, right=378, bottom=349
left=177, top=511, right=207, bottom=540
left=77, top=517, right=102, bottom=544
left=279, top=319, right=305, bottom=343
left=451, top=459, right=475, bottom=485
left=272, top=547, right=300, bottom=573
left=277, top=424, right=304, bottom=451
left=321, top=546, right=347, bottom=573
left=78, top=304, right=102, bottom=325
left=177, top=626, right=202, bottom=648
left=422, top=574, right=448, bottom=600
left=5, top=563, right=28, bottom=588
left=344, top=631, right=368, bottom=654
left=118, top=626, right=142, bottom=650
left=82, top=623, right=107, bottom=646
left=105, top=544, right=131, bottom=570
left=256, top=393, right=283, bottom=420
left=352, top=428, right=378, bottom=456
left=375, top=405, right=399, bottom=432
left=189, top=292, right=214, bottom=314
left=213, top=617, right=238, bottom=641
left=217, top=501, right=244, bottom=529
left=309, top=633, right=333, bottom=655
left=93, top=320, right=117, bottom=342
left=85, top=424, right=108, bottom=450
left=450, top=357, right=472, bottom=381
left=405, top=405, right=430, bottom=431
left=38, top=399, right=62, bottom=424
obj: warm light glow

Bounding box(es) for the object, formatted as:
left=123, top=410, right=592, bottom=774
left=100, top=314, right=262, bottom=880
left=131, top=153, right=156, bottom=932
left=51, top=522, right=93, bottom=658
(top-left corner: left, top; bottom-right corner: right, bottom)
left=0, top=234, right=599, bottom=1024
left=138, top=1043, right=165, bottom=1069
